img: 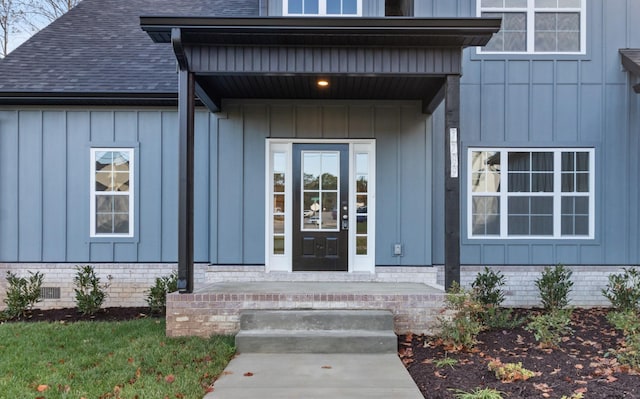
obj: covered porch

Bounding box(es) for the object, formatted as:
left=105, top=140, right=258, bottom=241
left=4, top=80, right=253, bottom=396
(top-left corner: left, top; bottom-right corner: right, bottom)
left=140, top=16, right=500, bottom=335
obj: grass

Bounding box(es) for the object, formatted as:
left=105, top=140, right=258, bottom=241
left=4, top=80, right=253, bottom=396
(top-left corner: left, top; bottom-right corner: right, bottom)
left=0, top=319, right=235, bottom=398
left=434, top=357, right=458, bottom=369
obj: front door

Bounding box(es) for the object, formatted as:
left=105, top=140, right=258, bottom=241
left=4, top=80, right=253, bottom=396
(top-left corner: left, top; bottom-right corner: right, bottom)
left=292, top=144, right=349, bottom=271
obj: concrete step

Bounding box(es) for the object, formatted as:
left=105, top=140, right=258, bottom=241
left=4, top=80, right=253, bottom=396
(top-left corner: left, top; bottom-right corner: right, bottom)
left=235, top=329, right=398, bottom=353
left=239, top=309, right=394, bottom=331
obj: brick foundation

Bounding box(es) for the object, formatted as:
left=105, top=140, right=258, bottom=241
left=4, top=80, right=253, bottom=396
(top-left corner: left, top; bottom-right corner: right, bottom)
left=166, top=288, right=446, bottom=337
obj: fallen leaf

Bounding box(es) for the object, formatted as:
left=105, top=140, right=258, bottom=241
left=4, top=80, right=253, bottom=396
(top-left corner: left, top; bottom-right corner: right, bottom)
left=243, top=372, right=254, bottom=377
left=321, top=365, right=332, bottom=369
left=165, top=374, right=175, bottom=383
left=434, top=370, right=447, bottom=379
left=36, top=385, right=49, bottom=392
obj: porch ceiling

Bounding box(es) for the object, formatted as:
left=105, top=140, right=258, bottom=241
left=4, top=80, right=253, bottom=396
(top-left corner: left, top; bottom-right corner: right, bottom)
left=620, top=49, right=640, bottom=93
left=141, top=17, right=501, bottom=112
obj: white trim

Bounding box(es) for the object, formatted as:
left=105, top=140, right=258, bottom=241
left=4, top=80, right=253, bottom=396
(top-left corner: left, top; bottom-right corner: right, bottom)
left=89, top=148, right=134, bottom=238
left=265, top=139, right=375, bottom=273
left=477, top=0, right=586, bottom=55
left=467, top=147, right=595, bottom=239
left=283, top=0, right=363, bottom=16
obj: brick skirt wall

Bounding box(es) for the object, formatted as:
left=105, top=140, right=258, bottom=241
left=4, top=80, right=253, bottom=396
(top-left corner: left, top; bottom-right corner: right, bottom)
left=0, top=263, right=197, bottom=310
left=437, top=265, right=631, bottom=308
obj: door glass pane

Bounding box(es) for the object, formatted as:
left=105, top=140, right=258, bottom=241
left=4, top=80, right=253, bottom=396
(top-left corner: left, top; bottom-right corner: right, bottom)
left=303, top=191, right=321, bottom=230
left=274, top=215, right=285, bottom=234
left=321, top=192, right=338, bottom=230
left=303, top=153, right=321, bottom=190
left=321, top=153, right=338, bottom=190
left=274, top=194, right=285, bottom=214
left=274, top=236, right=285, bottom=255
left=356, top=237, right=367, bottom=255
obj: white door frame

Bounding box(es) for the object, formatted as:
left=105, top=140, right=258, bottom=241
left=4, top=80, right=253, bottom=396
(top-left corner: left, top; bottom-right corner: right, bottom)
left=265, top=138, right=376, bottom=273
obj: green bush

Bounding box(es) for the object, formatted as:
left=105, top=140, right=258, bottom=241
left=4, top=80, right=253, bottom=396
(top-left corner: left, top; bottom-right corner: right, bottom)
left=146, top=271, right=178, bottom=313
left=437, top=282, right=485, bottom=351
left=602, top=268, right=640, bottom=311
left=535, top=264, right=573, bottom=311
left=471, top=267, right=506, bottom=307
left=2, top=271, right=44, bottom=319
left=74, top=265, right=109, bottom=315
left=526, top=309, right=573, bottom=348
left=607, top=310, right=640, bottom=370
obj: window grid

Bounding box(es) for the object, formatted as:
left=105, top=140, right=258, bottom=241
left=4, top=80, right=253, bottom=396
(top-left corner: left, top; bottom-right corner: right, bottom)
left=469, top=148, right=594, bottom=239
left=478, top=0, right=585, bottom=54
left=284, top=0, right=362, bottom=16
left=90, top=148, right=134, bottom=238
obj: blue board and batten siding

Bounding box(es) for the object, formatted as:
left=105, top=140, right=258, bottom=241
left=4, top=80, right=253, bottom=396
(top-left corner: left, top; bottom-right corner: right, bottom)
left=0, top=102, right=433, bottom=266
left=424, top=0, right=640, bottom=266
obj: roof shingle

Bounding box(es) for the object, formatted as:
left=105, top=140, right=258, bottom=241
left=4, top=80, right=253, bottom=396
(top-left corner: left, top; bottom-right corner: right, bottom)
left=0, top=0, right=259, bottom=94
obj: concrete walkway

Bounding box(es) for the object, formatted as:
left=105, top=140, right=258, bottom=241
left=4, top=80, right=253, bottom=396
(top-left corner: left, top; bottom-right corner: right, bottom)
left=203, top=353, right=424, bottom=399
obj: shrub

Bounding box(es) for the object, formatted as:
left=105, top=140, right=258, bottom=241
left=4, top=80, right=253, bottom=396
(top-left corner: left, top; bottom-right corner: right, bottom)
left=487, top=359, right=538, bottom=382
left=452, top=388, right=503, bottom=399
left=471, top=267, right=506, bottom=307
left=146, top=271, right=178, bottom=313
left=2, top=271, right=44, bottom=319
left=437, top=282, right=485, bottom=351
left=526, top=309, right=573, bottom=348
left=535, top=264, right=573, bottom=311
left=607, top=310, right=640, bottom=370
left=74, top=265, right=110, bottom=315
left=602, top=268, right=640, bottom=311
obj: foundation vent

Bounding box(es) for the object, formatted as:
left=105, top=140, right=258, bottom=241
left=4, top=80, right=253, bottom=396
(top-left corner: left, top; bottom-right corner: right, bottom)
left=40, top=287, right=61, bottom=300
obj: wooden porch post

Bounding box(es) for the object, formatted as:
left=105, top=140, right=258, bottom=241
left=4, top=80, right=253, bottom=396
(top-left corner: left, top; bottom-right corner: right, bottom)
left=444, top=74, right=461, bottom=290
left=177, top=67, right=195, bottom=293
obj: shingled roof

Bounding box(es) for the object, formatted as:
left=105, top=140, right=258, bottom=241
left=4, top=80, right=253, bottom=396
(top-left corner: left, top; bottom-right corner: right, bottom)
left=0, top=0, right=258, bottom=103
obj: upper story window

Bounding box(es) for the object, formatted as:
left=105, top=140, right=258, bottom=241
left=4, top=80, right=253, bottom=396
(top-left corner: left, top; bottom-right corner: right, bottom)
left=478, top=0, right=585, bottom=54
left=284, top=0, right=362, bottom=16
left=468, top=148, right=594, bottom=239
left=90, top=148, right=134, bottom=237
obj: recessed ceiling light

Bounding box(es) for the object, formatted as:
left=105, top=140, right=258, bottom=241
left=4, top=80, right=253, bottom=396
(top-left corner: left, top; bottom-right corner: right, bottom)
left=317, top=79, right=329, bottom=87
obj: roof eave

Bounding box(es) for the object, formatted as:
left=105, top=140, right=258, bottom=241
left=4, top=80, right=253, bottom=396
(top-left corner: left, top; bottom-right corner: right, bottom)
left=0, top=92, right=179, bottom=107
left=140, top=16, right=502, bottom=48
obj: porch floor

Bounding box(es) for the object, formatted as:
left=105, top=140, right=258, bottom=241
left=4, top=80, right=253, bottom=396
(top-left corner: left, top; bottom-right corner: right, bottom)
left=166, top=282, right=446, bottom=337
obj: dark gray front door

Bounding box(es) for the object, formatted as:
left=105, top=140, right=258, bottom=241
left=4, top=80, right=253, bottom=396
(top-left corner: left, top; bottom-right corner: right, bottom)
left=292, top=144, right=349, bottom=271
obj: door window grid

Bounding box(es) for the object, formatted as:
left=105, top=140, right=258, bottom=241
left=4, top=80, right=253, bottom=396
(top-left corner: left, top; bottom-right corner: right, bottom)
left=90, top=148, right=134, bottom=237
left=301, top=151, right=340, bottom=232
left=273, top=152, right=287, bottom=255
left=469, top=148, right=593, bottom=239
left=355, top=152, right=368, bottom=255
left=478, top=0, right=584, bottom=54
left=284, top=0, right=362, bottom=16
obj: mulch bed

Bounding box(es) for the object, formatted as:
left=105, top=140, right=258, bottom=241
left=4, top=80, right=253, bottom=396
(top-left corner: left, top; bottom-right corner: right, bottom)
left=400, top=308, right=640, bottom=398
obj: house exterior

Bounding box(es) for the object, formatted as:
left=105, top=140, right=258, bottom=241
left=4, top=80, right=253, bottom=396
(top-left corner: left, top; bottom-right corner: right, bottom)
left=0, top=0, right=639, bottom=313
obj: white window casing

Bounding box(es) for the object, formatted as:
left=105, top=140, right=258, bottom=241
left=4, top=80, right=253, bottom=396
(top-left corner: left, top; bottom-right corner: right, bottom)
left=467, top=148, right=595, bottom=239
left=477, top=0, right=586, bottom=54
left=90, top=148, right=134, bottom=238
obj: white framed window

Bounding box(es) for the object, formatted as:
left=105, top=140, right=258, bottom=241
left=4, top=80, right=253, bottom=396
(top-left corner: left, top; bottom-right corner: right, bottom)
left=90, top=148, right=134, bottom=237
left=284, top=0, right=362, bottom=16
left=478, top=0, right=586, bottom=54
left=468, top=148, right=594, bottom=239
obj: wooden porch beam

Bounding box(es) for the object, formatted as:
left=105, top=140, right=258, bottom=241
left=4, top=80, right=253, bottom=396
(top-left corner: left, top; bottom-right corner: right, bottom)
left=423, top=81, right=446, bottom=115
left=177, top=67, right=195, bottom=293
left=444, top=74, right=461, bottom=290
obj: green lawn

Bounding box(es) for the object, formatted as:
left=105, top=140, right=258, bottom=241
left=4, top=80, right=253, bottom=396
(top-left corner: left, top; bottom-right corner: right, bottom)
left=0, top=319, right=235, bottom=398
